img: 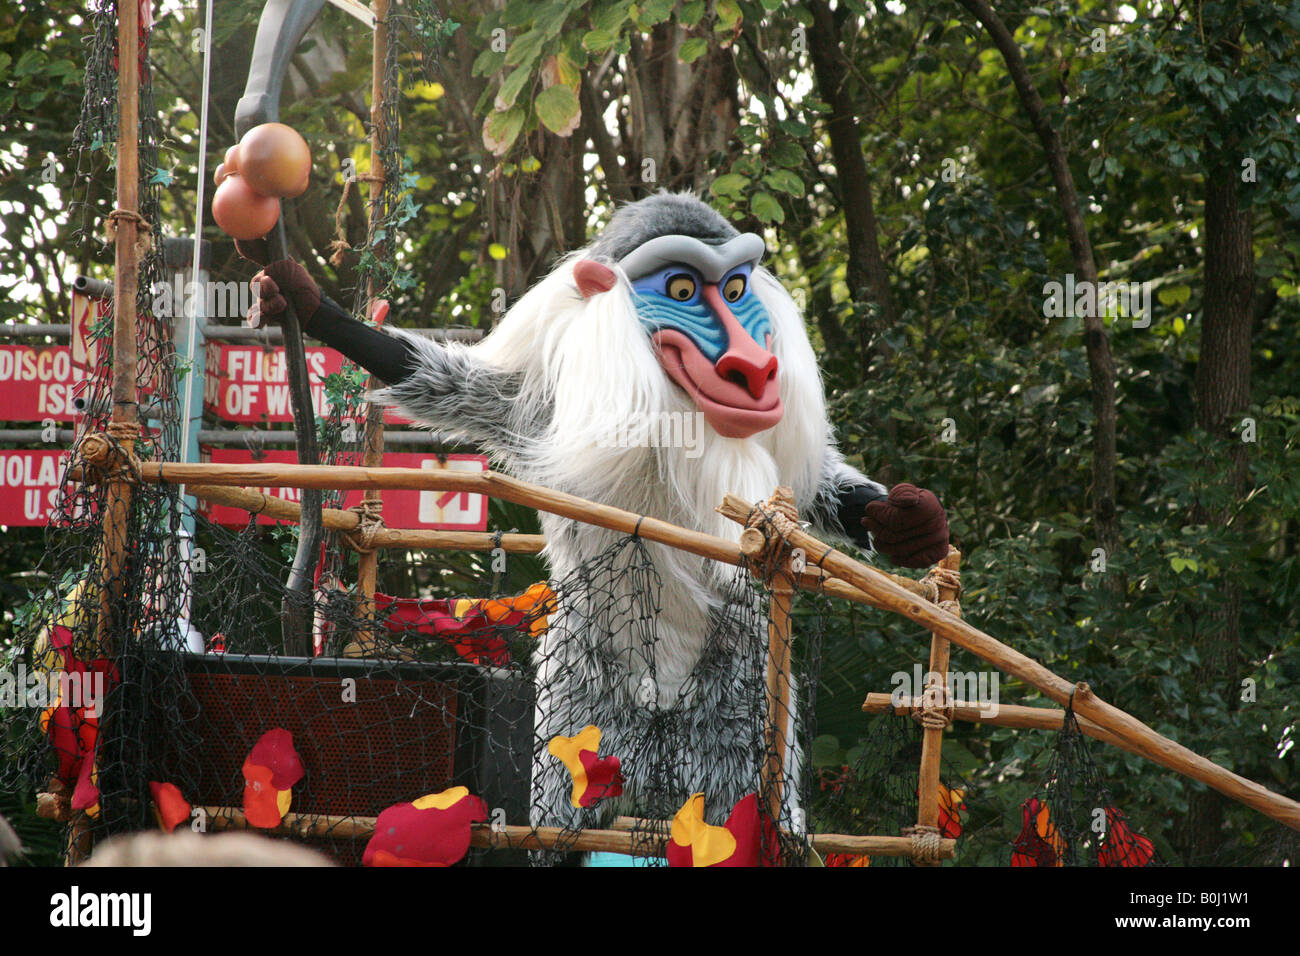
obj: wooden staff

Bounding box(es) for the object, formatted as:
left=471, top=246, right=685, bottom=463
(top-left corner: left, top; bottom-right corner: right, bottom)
left=718, top=492, right=1300, bottom=832
left=197, top=806, right=953, bottom=859
left=914, top=548, right=961, bottom=866
left=98, top=0, right=142, bottom=673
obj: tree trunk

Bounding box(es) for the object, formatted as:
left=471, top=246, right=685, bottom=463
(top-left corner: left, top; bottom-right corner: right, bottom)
left=806, top=0, right=900, bottom=345
left=1179, top=159, right=1254, bottom=864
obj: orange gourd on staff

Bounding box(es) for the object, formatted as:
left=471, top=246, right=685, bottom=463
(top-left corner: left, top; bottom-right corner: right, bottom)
left=211, top=173, right=281, bottom=241
left=236, top=122, right=311, bottom=199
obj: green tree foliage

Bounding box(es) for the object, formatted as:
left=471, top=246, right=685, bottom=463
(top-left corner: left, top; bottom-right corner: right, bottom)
left=2, top=0, right=1297, bottom=864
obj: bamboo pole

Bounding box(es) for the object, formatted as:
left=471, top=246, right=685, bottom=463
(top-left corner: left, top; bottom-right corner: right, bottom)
left=914, top=548, right=961, bottom=866
left=198, top=806, right=952, bottom=859
left=353, top=0, right=390, bottom=655
left=719, top=492, right=1300, bottom=832
left=862, top=694, right=1142, bottom=758
left=184, top=483, right=545, bottom=552
left=98, top=0, right=142, bottom=675
left=69, top=0, right=145, bottom=869
left=81, top=455, right=1300, bottom=830
left=758, top=488, right=798, bottom=833
left=86, top=455, right=878, bottom=599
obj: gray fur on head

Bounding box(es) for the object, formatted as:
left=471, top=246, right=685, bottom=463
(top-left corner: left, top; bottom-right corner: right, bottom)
left=587, top=191, right=739, bottom=262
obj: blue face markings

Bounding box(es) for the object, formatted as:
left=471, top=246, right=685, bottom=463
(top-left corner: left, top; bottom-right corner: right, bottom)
left=631, top=263, right=773, bottom=363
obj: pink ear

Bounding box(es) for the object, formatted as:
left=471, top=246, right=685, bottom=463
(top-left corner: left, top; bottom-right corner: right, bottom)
left=574, top=259, right=617, bottom=298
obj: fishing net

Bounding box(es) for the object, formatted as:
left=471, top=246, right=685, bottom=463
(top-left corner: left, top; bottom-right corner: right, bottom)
left=1010, top=704, right=1158, bottom=867
left=4, top=481, right=838, bottom=867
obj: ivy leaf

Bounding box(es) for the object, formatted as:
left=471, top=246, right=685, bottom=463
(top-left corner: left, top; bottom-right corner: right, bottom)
left=482, top=107, right=526, bottom=156
left=636, top=0, right=675, bottom=29
left=497, top=68, right=532, bottom=109
left=751, top=191, right=785, bottom=223
left=505, top=29, right=547, bottom=68
left=714, top=0, right=743, bottom=32
left=770, top=140, right=803, bottom=167
left=679, top=1, right=706, bottom=27
left=595, top=3, right=632, bottom=34
left=709, top=172, right=750, bottom=199
left=583, top=28, right=615, bottom=53
left=678, top=37, right=708, bottom=63
left=535, top=84, right=581, bottom=136
left=14, top=50, right=44, bottom=77
left=471, top=48, right=506, bottom=77
left=763, top=169, right=805, bottom=195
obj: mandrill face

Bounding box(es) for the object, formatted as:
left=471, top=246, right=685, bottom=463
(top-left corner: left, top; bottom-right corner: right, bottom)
left=573, top=231, right=783, bottom=439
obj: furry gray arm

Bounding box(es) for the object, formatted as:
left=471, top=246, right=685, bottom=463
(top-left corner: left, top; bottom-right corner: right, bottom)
left=370, top=329, right=551, bottom=461
left=807, top=449, right=888, bottom=550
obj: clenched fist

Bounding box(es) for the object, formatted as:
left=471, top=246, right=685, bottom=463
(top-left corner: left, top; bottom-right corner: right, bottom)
left=246, top=259, right=321, bottom=331
left=861, top=483, right=950, bottom=568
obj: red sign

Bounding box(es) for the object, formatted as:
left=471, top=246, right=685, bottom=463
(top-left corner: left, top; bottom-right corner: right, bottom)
left=198, top=448, right=489, bottom=531
left=203, top=343, right=411, bottom=425
left=0, top=291, right=106, bottom=424
left=0, top=345, right=87, bottom=422
left=70, top=291, right=105, bottom=378
left=0, top=449, right=70, bottom=526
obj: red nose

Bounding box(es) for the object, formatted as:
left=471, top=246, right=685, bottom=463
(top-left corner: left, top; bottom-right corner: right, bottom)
left=704, top=285, right=778, bottom=400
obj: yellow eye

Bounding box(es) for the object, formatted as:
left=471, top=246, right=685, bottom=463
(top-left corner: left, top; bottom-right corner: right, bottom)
left=667, top=275, right=696, bottom=301
left=723, top=274, right=746, bottom=302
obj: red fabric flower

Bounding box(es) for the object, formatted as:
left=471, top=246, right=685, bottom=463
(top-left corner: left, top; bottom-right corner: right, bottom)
left=1011, top=796, right=1066, bottom=867
left=666, top=793, right=779, bottom=867
left=242, top=728, right=304, bottom=828
left=149, top=781, right=192, bottom=833
left=937, top=783, right=966, bottom=839
left=363, top=787, right=488, bottom=867
left=547, top=726, right=624, bottom=809
left=1097, top=806, right=1155, bottom=867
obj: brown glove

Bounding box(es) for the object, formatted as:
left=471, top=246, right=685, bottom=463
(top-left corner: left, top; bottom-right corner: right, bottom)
left=246, top=259, right=321, bottom=331
left=861, top=483, right=950, bottom=568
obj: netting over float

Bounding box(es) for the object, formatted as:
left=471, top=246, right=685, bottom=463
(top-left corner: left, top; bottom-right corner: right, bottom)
left=6, top=489, right=840, bottom=865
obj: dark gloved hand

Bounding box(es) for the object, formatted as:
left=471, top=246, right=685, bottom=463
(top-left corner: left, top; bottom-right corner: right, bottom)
left=245, top=258, right=321, bottom=331
left=861, top=483, right=950, bottom=568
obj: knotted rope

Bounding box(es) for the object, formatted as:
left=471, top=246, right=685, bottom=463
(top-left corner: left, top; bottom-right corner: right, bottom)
left=77, top=423, right=143, bottom=484
left=105, top=209, right=152, bottom=259
left=915, top=680, right=956, bottom=730
left=743, top=487, right=801, bottom=583
left=903, top=824, right=945, bottom=862
left=917, top=564, right=962, bottom=608
left=343, top=497, right=385, bottom=553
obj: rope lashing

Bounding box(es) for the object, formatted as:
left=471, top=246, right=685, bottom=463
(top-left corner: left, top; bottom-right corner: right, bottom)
left=343, top=497, right=385, bottom=553
left=903, top=824, right=945, bottom=862
left=77, top=424, right=144, bottom=484
left=918, top=564, right=962, bottom=605
left=741, top=486, right=801, bottom=581
left=329, top=173, right=386, bottom=266
left=915, top=679, right=956, bottom=730
left=105, top=208, right=152, bottom=259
